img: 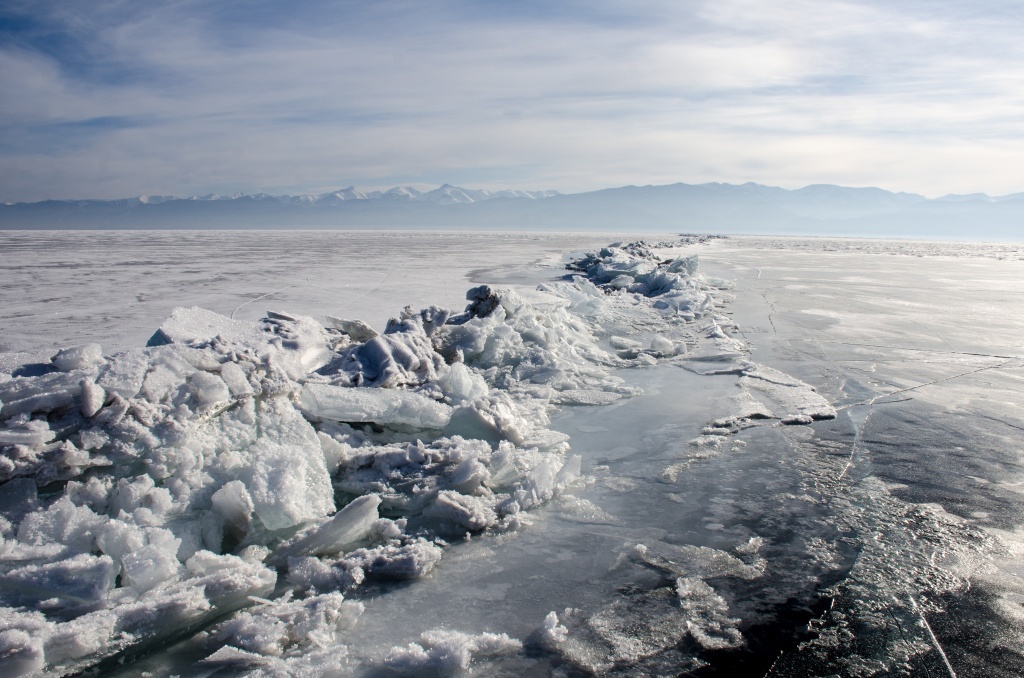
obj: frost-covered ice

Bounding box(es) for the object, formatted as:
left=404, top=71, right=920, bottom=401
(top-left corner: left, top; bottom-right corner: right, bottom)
left=1, top=232, right=1023, bottom=676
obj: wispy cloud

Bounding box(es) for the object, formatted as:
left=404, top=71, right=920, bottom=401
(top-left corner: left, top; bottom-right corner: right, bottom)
left=2, top=0, right=1023, bottom=200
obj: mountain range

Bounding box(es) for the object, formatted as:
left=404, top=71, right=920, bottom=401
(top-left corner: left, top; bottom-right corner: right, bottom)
left=130, top=184, right=559, bottom=206
left=3, top=182, right=1023, bottom=239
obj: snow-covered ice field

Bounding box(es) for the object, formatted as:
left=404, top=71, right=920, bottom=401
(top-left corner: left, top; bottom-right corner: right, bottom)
left=0, top=232, right=616, bottom=356
left=1, top=231, right=1023, bottom=677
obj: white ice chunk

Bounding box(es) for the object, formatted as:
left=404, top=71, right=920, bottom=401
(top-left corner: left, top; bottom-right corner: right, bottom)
left=426, top=490, right=497, bottom=531
left=541, top=611, right=569, bottom=646
left=274, top=494, right=381, bottom=563
left=0, top=370, right=88, bottom=418
left=649, top=334, right=682, bottom=357
left=0, top=421, right=55, bottom=446
left=443, top=406, right=504, bottom=445
left=41, top=611, right=118, bottom=666
left=325, top=316, right=378, bottom=342
left=384, top=629, right=523, bottom=674
left=241, top=398, right=334, bottom=531
left=184, top=550, right=277, bottom=604
left=298, top=383, right=453, bottom=430
left=740, top=363, right=837, bottom=422
left=316, top=432, right=347, bottom=474
left=189, top=371, right=231, bottom=407
left=122, top=541, right=182, bottom=592
left=79, top=380, right=105, bottom=418
left=95, top=349, right=150, bottom=399
left=436, top=362, right=489, bottom=406
left=109, top=475, right=167, bottom=517
left=350, top=329, right=443, bottom=387
left=285, top=556, right=365, bottom=593
left=140, top=366, right=189, bottom=404
left=713, top=390, right=776, bottom=427
left=147, top=306, right=265, bottom=348
left=573, top=276, right=604, bottom=298
left=95, top=518, right=146, bottom=564
left=211, top=480, right=254, bottom=536
left=218, top=362, right=252, bottom=398
left=0, top=372, right=83, bottom=409
left=444, top=394, right=527, bottom=446
left=1, top=392, right=74, bottom=419
left=564, top=589, right=692, bottom=671
left=485, top=442, right=521, bottom=488
left=525, top=458, right=558, bottom=505
left=244, top=438, right=327, bottom=532
left=609, top=336, right=642, bottom=351
left=668, top=254, right=699, bottom=275
left=51, top=344, right=103, bottom=372
left=172, top=346, right=222, bottom=371
left=450, top=455, right=490, bottom=494
left=6, top=554, right=117, bottom=605
left=630, top=541, right=765, bottom=580
left=17, top=497, right=107, bottom=552
left=556, top=454, right=582, bottom=487
left=262, top=312, right=333, bottom=378
left=149, top=308, right=331, bottom=379
left=341, top=538, right=443, bottom=581
left=675, top=576, right=743, bottom=650
left=213, top=592, right=363, bottom=658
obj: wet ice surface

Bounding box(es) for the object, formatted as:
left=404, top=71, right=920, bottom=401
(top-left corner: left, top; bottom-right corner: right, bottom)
left=2, top=232, right=1023, bottom=677
left=695, top=238, right=1024, bottom=676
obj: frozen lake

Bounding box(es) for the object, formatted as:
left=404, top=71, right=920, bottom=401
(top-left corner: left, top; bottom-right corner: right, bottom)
left=1, top=231, right=1023, bottom=677
left=0, top=231, right=616, bottom=356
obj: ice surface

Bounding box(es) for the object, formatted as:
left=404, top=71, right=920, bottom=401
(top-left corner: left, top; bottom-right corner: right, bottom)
left=1, top=232, right=1022, bottom=676
left=0, top=231, right=617, bottom=355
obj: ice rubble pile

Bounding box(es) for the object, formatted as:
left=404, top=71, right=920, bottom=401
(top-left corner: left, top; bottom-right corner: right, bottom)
left=566, top=241, right=709, bottom=312
left=559, top=240, right=745, bottom=360
left=0, top=241, right=737, bottom=675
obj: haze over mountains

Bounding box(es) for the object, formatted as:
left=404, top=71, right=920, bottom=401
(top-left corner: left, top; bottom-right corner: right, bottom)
left=3, top=182, right=1023, bottom=239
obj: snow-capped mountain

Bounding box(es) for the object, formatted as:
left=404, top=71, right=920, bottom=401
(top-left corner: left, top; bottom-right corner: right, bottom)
left=2, top=182, right=1022, bottom=238
left=122, top=184, right=559, bottom=207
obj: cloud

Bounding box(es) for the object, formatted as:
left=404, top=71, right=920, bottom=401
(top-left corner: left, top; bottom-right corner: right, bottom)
left=1, top=0, right=1023, bottom=200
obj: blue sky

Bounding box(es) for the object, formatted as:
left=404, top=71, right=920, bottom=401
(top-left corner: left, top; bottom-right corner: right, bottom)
left=2, top=0, right=1023, bottom=201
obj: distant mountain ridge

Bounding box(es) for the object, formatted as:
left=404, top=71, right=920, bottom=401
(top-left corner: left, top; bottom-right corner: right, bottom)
left=40, top=183, right=559, bottom=208
left=3, top=181, right=1023, bottom=239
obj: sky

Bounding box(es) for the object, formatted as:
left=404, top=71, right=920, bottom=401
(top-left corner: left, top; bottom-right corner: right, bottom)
left=2, top=0, right=1024, bottom=202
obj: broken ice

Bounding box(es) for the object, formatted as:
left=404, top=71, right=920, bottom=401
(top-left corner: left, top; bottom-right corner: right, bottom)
left=0, top=234, right=1009, bottom=676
